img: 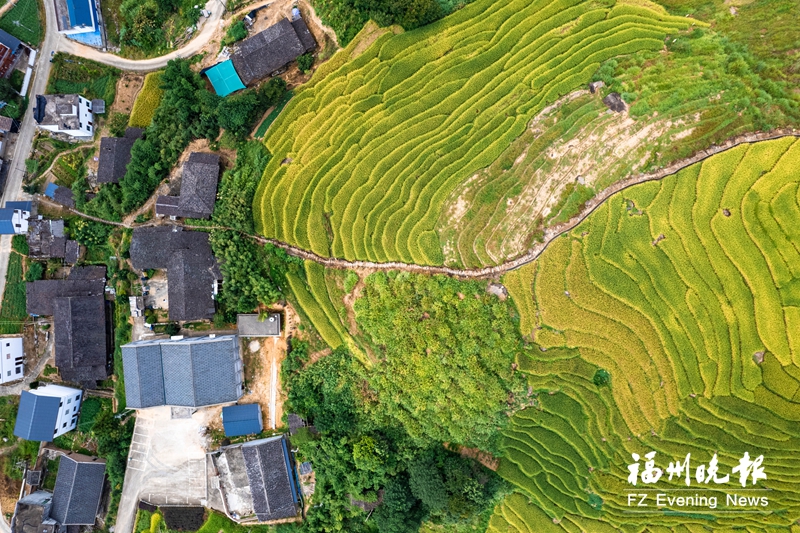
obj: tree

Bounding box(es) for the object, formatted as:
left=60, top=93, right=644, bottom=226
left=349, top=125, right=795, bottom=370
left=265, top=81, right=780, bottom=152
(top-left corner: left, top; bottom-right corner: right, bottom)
left=222, top=20, right=248, bottom=46
left=297, top=53, right=314, bottom=73
left=108, top=112, right=129, bottom=137
left=0, top=78, right=16, bottom=102
left=373, top=475, right=424, bottom=533
left=24, top=262, right=44, bottom=282
left=408, top=453, right=448, bottom=512
left=217, top=91, right=260, bottom=138
left=258, top=77, right=286, bottom=107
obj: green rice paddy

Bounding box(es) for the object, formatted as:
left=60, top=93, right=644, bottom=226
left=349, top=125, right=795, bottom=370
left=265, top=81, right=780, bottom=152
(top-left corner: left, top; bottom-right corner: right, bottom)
left=496, top=137, right=800, bottom=530
left=255, top=0, right=692, bottom=266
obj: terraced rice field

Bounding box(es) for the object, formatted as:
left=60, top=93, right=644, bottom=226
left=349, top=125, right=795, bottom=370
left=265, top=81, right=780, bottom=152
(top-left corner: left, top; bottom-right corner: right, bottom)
left=129, top=72, right=164, bottom=128
left=496, top=138, right=800, bottom=530
left=255, top=0, right=692, bottom=266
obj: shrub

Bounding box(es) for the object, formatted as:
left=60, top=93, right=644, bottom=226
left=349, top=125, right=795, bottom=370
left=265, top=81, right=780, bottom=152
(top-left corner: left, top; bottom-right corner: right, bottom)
left=297, top=53, right=314, bottom=73
left=108, top=112, right=130, bottom=137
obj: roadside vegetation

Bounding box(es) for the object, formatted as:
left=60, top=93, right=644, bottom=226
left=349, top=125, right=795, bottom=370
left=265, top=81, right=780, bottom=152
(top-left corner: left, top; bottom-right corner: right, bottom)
left=112, top=0, right=203, bottom=57
left=47, top=53, right=120, bottom=107
left=0, top=241, right=30, bottom=334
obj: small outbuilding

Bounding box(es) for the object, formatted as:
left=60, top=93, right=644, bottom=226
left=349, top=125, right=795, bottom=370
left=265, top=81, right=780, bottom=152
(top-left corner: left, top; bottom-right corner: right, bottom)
left=203, top=60, right=246, bottom=97
left=602, top=92, right=626, bottom=113
left=222, top=403, right=263, bottom=437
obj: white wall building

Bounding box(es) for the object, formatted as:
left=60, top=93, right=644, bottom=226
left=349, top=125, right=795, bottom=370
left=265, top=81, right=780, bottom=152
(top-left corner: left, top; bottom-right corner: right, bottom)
left=13, top=384, right=83, bottom=441
left=0, top=337, right=23, bottom=384
left=33, top=94, right=96, bottom=138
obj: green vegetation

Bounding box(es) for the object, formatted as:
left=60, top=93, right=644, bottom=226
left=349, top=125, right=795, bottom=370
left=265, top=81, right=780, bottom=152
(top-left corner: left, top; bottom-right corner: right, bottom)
left=0, top=252, right=27, bottom=334
left=2, top=439, right=39, bottom=480
left=207, top=141, right=298, bottom=320
left=117, top=0, right=202, bottom=56
left=87, top=60, right=220, bottom=220
left=297, top=53, right=314, bottom=73
left=221, top=19, right=247, bottom=46
left=41, top=458, right=59, bottom=490
left=255, top=0, right=692, bottom=266
left=47, top=53, right=120, bottom=106
left=311, top=0, right=443, bottom=46
left=11, top=235, right=28, bottom=255
left=129, top=71, right=165, bottom=127
left=355, top=271, right=524, bottom=447
left=0, top=0, right=42, bottom=45
left=108, top=112, right=130, bottom=137
left=254, top=90, right=293, bottom=138
left=217, top=78, right=287, bottom=139
left=0, top=396, right=19, bottom=445
left=52, top=148, right=93, bottom=188
left=496, top=138, right=800, bottom=530
left=285, top=347, right=507, bottom=533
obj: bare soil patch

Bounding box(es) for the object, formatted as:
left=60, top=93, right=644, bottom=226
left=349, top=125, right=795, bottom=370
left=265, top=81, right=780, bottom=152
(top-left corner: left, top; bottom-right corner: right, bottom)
left=111, top=73, right=145, bottom=116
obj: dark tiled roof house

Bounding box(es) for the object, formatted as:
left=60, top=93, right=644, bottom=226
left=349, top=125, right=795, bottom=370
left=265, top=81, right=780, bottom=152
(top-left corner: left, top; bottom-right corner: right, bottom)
left=27, top=266, right=110, bottom=384
left=129, top=226, right=221, bottom=321
left=155, top=153, right=220, bottom=219
left=231, top=18, right=315, bottom=85
left=217, top=436, right=300, bottom=522
left=50, top=452, right=106, bottom=525
left=97, top=128, right=144, bottom=184
left=122, top=335, right=243, bottom=409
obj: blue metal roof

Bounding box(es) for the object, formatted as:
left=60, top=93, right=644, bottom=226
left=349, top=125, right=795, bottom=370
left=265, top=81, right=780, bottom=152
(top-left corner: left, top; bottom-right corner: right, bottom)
left=0, top=208, right=14, bottom=234
left=66, top=0, right=94, bottom=28
left=0, top=29, right=20, bottom=52
left=6, top=201, right=31, bottom=212
left=205, top=60, right=246, bottom=97
left=14, top=391, right=61, bottom=441
left=222, top=404, right=262, bottom=436
left=45, top=183, right=58, bottom=199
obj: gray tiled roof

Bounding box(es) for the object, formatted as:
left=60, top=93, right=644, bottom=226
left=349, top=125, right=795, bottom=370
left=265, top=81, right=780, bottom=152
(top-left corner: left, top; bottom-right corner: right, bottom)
left=50, top=452, right=106, bottom=525
left=64, top=240, right=80, bottom=265
left=97, top=128, right=144, bottom=184
left=53, top=187, right=75, bottom=209
left=53, top=296, right=109, bottom=383
left=232, top=19, right=305, bottom=85
left=28, top=219, right=66, bottom=259
left=122, top=336, right=242, bottom=409
left=241, top=436, right=298, bottom=521
left=129, top=227, right=220, bottom=321
left=154, top=153, right=219, bottom=219
left=13, top=391, right=60, bottom=441
left=121, top=343, right=164, bottom=408
left=290, top=18, right=316, bottom=53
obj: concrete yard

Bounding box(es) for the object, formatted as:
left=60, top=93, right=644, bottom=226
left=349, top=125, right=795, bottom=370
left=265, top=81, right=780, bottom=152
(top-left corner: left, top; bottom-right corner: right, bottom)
left=117, top=406, right=215, bottom=533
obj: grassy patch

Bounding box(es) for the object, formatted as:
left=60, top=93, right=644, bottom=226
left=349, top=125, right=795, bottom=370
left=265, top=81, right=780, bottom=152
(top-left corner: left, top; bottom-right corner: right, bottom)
left=254, top=90, right=293, bottom=138
left=46, top=53, right=121, bottom=107
left=0, top=0, right=42, bottom=45
left=0, top=253, right=27, bottom=334
left=41, top=458, right=59, bottom=491
left=0, top=396, right=19, bottom=446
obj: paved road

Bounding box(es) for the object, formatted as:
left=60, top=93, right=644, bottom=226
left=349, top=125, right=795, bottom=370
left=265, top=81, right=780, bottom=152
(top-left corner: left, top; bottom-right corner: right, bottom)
left=54, top=0, right=226, bottom=71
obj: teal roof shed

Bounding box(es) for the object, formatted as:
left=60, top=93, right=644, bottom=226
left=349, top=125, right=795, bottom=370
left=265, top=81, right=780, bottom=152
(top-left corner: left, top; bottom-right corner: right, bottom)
left=204, top=60, right=246, bottom=97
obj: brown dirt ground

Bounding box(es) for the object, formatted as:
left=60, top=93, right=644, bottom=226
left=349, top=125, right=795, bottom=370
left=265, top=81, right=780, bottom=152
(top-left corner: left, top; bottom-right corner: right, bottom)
left=111, top=74, right=145, bottom=116
left=445, top=443, right=500, bottom=471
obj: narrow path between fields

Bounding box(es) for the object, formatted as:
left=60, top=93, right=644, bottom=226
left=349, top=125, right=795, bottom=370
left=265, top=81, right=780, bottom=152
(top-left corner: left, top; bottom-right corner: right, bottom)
left=42, top=130, right=799, bottom=278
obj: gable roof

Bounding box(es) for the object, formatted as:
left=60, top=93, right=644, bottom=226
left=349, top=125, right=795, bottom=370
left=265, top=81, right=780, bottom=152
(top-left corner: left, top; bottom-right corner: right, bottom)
left=0, top=29, right=20, bottom=52
left=97, top=128, right=144, bottom=184
left=13, top=390, right=61, bottom=441
left=222, top=404, right=263, bottom=437
left=26, top=266, right=105, bottom=316
left=129, top=227, right=220, bottom=321
left=241, top=436, right=299, bottom=521
left=53, top=296, right=109, bottom=383
left=231, top=19, right=305, bottom=85
left=50, top=452, right=106, bottom=525
left=0, top=209, right=14, bottom=233
left=122, top=335, right=243, bottom=409
left=291, top=17, right=316, bottom=53
left=155, top=152, right=220, bottom=219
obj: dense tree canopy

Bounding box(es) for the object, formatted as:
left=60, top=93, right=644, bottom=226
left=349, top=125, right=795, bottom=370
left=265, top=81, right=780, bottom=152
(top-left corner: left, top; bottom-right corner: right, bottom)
left=354, top=271, right=524, bottom=447
left=312, top=0, right=444, bottom=45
